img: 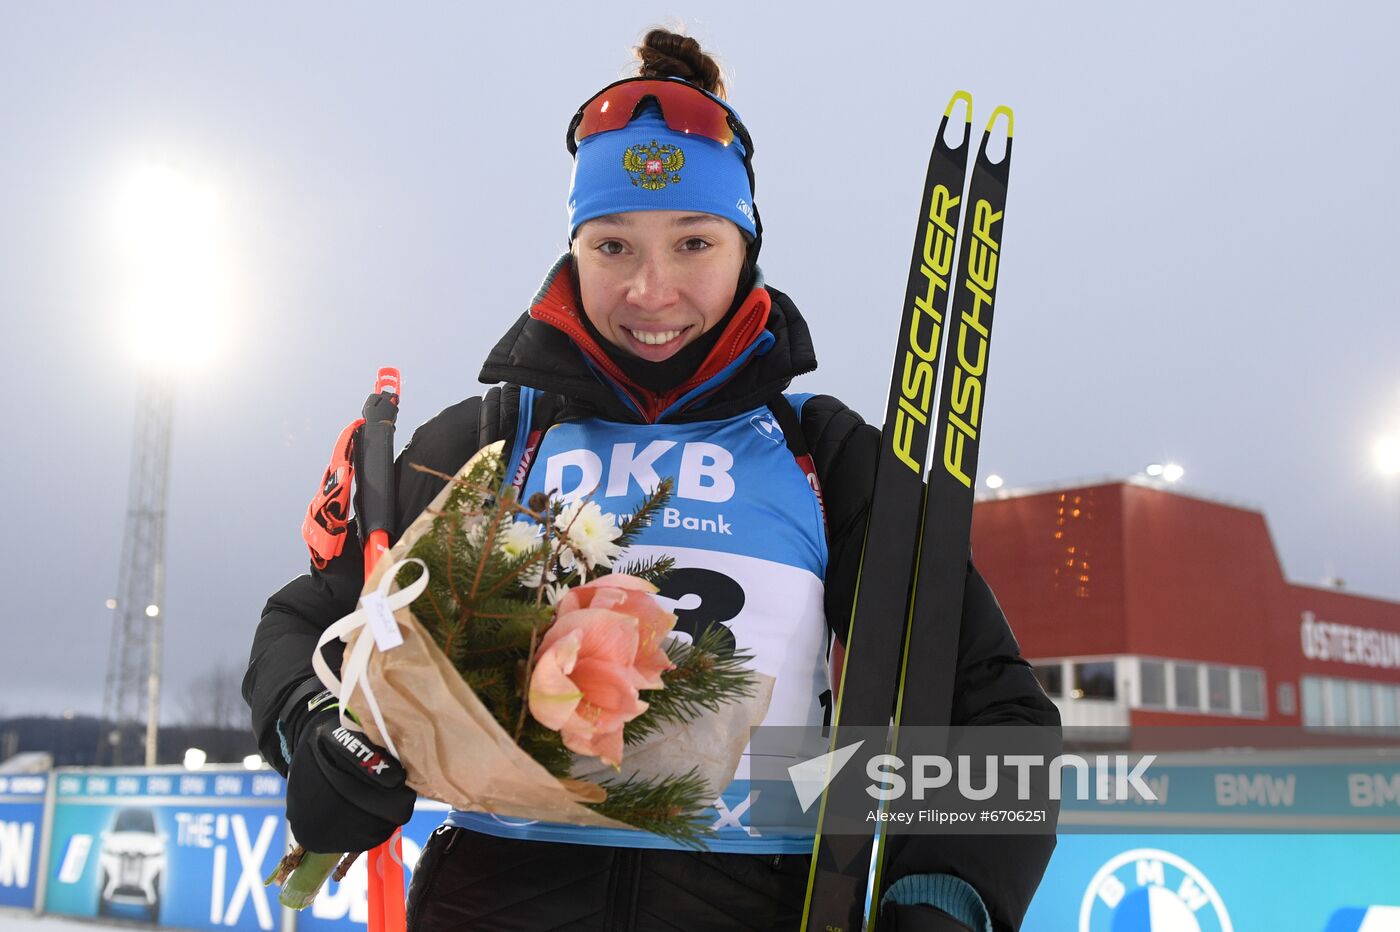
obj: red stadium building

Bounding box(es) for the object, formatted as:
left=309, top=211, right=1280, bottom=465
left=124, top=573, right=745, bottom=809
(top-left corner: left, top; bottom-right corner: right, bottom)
left=970, top=478, right=1400, bottom=739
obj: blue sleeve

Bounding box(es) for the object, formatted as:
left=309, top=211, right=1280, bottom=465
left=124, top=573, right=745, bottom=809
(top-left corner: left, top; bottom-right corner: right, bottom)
left=882, top=873, right=992, bottom=932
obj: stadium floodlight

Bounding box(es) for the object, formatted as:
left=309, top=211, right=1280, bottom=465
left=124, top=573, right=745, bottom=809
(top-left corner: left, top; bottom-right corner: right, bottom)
left=112, top=160, right=228, bottom=369
left=183, top=747, right=207, bottom=770
left=1376, top=434, right=1400, bottom=477
left=1143, top=463, right=1184, bottom=483
left=985, top=474, right=1005, bottom=490
left=243, top=754, right=264, bottom=771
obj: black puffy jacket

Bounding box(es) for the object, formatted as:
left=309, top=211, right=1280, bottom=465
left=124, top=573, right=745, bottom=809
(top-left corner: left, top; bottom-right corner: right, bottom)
left=244, top=265, right=1058, bottom=930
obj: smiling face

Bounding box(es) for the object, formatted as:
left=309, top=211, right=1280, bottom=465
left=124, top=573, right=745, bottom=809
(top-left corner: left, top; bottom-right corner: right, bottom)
left=572, top=210, right=747, bottom=362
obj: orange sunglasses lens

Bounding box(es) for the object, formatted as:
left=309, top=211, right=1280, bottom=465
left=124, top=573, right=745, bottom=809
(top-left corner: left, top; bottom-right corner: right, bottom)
left=574, top=80, right=735, bottom=147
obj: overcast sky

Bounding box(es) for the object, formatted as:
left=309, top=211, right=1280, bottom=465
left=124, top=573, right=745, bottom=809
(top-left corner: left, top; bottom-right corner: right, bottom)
left=3, top=2, right=1397, bottom=720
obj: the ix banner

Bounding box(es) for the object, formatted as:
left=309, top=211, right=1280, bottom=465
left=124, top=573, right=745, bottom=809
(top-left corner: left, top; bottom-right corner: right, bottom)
left=43, top=768, right=286, bottom=931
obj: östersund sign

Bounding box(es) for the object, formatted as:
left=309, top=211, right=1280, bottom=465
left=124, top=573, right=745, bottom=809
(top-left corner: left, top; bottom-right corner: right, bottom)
left=1300, top=611, right=1400, bottom=670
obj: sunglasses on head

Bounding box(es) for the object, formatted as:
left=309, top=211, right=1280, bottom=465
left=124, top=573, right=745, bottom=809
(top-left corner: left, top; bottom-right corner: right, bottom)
left=565, top=77, right=755, bottom=159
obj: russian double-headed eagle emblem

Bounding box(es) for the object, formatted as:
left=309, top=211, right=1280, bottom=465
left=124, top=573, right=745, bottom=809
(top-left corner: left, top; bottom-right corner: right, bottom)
left=622, top=140, right=684, bottom=190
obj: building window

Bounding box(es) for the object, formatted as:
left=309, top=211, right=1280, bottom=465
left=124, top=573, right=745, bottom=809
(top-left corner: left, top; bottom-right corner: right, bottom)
left=1206, top=666, right=1232, bottom=713
left=1034, top=662, right=1063, bottom=698
left=1378, top=686, right=1398, bottom=728
left=1302, top=677, right=1324, bottom=726
left=1175, top=663, right=1201, bottom=710
left=1277, top=682, right=1296, bottom=716
left=1354, top=683, right=1374, bottom=727
left=1139, top=660, right=1167, bottom=707
left=1328, top=679, right=1349, bottom=726
left=1239, top=669, right=1264, bottom=716
left=1133, top=659, right=1266, bottom=717
left=1302, top=678, right=1400, bottom=728
left=1073, top=661, right=1116, bottom=700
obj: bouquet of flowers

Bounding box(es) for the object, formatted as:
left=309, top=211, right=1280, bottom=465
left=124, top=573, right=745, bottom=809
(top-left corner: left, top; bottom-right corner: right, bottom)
left=269, top=441, right=771, bottom=907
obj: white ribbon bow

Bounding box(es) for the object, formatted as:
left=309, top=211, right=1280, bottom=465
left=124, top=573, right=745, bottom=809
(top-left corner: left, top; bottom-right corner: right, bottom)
left=311, top=557, right=429, bottom=759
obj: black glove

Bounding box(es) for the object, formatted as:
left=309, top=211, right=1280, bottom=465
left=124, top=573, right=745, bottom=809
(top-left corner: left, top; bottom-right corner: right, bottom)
left=881, top=902, right=975, bottom=932
left=285, top=701, right=416, bottom=853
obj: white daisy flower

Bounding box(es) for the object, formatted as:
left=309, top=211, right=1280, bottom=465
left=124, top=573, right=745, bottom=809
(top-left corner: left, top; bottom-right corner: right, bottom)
left=499, top=519, right=542, bottom=558
left=556, top=499, right=624, bottom=570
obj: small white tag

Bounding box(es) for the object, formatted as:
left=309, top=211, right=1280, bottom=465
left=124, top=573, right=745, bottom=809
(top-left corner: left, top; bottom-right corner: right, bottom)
left=361, top=591, right=404, bottom=651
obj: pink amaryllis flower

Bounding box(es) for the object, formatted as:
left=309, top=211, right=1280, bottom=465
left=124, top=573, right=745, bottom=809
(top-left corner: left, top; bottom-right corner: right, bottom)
left=527, top=575, right=677, bottom=766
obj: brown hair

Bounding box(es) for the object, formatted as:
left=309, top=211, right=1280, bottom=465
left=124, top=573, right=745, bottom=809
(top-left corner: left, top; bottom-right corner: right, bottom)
left=634, top=28, right=727, bottom=100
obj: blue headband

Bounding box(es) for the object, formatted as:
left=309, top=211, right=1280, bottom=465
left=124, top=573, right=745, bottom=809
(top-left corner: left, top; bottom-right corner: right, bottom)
left=567, top=106, right=757, bottom=240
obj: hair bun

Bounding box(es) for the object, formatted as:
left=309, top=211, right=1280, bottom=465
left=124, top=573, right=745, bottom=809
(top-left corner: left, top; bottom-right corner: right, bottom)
left=635, top=28, right=727, bottom=99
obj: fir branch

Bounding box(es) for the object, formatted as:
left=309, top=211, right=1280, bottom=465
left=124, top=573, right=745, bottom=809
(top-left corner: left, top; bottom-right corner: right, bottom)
left=461, top=666, right=505, bottom=697
left=453, top=604, right=551, bottom=665
left=625, top=625, right=758, bottom=745
left=614, top=478, right=674, bottom=549
left=467, top=502, right=508, bottom=601
left=424, top=587, right=457, bottom=657
left=516, top=719, right=573, bottom=777
left=476, top=545, right=551, bottom=602
left=442, top=502, right=461, bottom=611
left=611, top=555, right=676, bottom=587
left=587, top=767, right=712, bottom=848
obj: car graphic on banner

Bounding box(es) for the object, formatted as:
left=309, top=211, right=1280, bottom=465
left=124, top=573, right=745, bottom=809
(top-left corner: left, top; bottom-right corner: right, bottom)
left=96, top=806, right=167, bottom=920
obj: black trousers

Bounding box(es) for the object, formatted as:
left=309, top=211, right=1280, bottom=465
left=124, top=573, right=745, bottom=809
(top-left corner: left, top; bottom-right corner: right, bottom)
left=406, top=826, right=811, bottom=931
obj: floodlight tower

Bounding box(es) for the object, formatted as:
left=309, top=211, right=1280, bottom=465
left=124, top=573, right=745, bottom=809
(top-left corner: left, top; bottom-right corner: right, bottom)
left=99, top=161, right=225, bottom=766
left=101, top=373, right=174, bottom=765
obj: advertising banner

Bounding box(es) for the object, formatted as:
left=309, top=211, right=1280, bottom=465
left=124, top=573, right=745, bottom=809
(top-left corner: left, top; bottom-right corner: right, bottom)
left=1026, top=748, right=1400, bottom=928
left=1059, top=749, right=1400, bottom=831
left=42, top=768, right=287, bottom=931
left=294, top=800, right=449, bottom=932
left=0, top=773, right=48, bottom=911
left=1025, top=834, right=1400, bottom=931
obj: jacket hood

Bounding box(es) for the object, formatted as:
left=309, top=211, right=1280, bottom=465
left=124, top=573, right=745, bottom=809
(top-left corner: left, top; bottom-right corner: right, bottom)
left=479, top=255, right=817, bottom=423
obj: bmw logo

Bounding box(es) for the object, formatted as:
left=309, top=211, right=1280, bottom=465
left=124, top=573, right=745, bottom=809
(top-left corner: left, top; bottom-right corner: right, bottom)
left=1079, top=848, right=1233, bottom=932
left=749, top=413, right=782, bottom=443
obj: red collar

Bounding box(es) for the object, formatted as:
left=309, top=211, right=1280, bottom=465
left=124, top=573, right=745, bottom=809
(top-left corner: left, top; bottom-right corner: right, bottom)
left=528, top=263, right=772, bottom=423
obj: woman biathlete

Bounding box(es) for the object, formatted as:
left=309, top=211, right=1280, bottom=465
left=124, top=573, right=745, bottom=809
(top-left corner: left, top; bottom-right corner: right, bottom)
left=244, top=28, right=1057, bottom=932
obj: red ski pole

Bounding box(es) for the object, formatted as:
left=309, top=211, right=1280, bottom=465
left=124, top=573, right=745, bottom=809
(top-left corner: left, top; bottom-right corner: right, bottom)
left=358, top=368, right=407, bottom=932
left=287, top=367, right=407, bottom=926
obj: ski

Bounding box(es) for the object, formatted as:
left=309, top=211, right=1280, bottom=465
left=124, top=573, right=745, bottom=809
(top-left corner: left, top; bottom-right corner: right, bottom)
left=801, top=90, right=975, bottom=932
left=868, top=104, right=1015, bottom=930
